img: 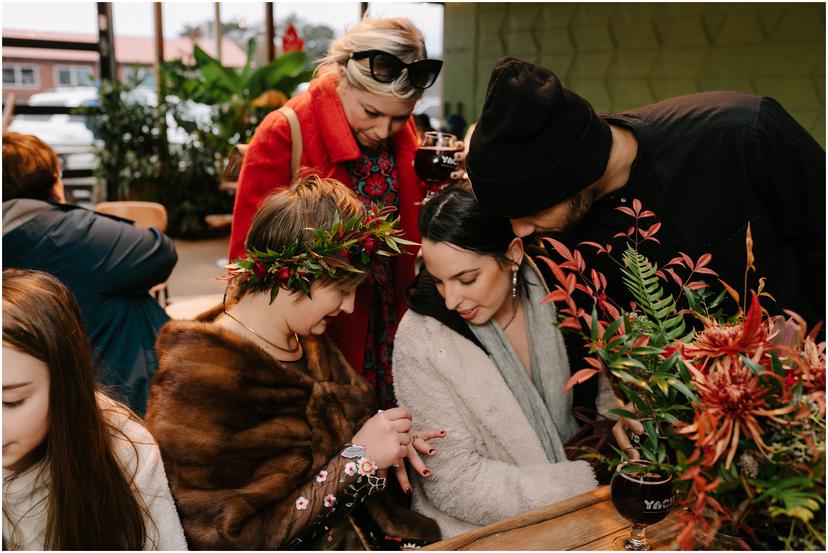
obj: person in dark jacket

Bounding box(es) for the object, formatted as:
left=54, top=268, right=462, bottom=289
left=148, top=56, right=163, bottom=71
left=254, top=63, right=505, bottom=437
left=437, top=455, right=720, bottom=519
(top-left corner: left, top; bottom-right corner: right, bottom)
left=2, top=131, right=177, bottom=414
left=466, top=56, right=825, bottom=454
left=467, top=57, right=825, bottom=332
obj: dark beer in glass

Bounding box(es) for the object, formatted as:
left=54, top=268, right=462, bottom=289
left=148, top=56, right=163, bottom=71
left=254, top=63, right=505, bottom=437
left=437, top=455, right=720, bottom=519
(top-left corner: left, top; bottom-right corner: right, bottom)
left=610, top=460, right=672, bottom=550
left=414, top=131, right=460, bottom=200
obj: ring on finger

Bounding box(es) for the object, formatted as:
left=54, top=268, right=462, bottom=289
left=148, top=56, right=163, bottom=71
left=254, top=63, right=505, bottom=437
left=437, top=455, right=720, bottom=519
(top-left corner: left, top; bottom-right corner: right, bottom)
left=411, top=433, right=419, bottom=443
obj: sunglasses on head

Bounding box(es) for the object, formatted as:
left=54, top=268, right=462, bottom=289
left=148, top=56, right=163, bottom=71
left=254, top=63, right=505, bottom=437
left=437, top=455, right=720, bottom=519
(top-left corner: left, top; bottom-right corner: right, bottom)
left=349, top=50, right=443, bottom=89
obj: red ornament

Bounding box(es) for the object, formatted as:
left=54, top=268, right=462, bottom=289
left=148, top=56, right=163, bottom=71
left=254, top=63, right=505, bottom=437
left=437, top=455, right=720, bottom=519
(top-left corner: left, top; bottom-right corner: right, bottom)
left=282, top=23, right=304, bottom=53
left=253, top=261, right=267, bottom=278
left=277, top=267, right=290, bottom=282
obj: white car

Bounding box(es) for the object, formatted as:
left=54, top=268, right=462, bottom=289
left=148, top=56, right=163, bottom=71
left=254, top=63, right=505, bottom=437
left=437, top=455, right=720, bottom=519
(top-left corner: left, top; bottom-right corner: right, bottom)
left=8, top=87, right=100, bottom=172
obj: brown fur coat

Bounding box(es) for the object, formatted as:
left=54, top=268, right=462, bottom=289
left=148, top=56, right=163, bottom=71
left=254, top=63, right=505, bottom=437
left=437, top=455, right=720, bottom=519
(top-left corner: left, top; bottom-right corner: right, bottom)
left=145, top=318, right=439, bottom=549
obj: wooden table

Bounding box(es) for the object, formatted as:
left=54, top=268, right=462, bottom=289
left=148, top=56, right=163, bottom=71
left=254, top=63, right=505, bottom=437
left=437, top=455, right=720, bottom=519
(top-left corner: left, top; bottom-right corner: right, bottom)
left=423, top=486, right=682, bottom=550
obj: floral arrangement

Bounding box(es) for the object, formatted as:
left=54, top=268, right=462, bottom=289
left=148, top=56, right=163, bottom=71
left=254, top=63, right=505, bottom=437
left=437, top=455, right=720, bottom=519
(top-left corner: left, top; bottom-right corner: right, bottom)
left=226, top=204, right=417, bottom=301
left=539, top=200, right=825, bottom=550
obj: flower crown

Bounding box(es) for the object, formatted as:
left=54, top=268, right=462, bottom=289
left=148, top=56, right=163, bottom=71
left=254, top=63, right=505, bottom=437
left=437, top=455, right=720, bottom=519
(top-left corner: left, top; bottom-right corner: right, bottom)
left=226, top=205, right=417, bottom=301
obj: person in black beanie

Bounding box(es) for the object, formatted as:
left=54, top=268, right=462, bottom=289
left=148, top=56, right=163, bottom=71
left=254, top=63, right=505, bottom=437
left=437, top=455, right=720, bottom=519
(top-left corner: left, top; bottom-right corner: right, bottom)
left=466, top=56, right=825, bottom=452
left=467, top=55, right=824, bottom=328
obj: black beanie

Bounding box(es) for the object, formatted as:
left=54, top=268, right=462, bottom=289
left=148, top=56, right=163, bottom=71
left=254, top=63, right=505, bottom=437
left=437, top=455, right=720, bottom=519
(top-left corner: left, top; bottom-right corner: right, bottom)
left=467, top=57, right=612, bottom=218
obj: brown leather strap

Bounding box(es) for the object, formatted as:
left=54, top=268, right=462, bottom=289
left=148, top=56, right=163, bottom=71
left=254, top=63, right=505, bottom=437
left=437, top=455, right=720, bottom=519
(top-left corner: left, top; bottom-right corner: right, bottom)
left=280, top=105, right=303, bottom=183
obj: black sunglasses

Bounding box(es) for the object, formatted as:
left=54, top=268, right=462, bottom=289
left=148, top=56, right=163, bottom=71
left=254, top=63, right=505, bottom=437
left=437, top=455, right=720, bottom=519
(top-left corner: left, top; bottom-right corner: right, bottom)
left=349, top=50, right=443, bottom=89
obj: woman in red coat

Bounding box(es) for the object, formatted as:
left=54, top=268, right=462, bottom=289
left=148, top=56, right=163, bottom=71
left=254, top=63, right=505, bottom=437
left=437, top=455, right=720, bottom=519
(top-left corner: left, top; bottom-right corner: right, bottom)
left=229, top=17, right=443, bottom=408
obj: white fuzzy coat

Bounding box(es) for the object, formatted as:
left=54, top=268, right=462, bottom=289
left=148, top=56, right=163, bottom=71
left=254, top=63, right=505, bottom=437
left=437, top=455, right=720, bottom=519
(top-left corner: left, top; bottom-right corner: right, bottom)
left=393, top=310, right=602, bottom=539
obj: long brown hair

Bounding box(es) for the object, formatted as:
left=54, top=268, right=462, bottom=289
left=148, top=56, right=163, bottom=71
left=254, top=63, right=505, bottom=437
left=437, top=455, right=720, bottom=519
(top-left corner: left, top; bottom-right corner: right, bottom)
left=2, top=269, right=148, bottom=550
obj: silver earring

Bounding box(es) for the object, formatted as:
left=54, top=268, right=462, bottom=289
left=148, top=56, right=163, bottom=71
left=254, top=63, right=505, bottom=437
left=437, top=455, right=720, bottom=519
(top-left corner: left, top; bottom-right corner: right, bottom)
left=511, top=270, right=518, bottom=298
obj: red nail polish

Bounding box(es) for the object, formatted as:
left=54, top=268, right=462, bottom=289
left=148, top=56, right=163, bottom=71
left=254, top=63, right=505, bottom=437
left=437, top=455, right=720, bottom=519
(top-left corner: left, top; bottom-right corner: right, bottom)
left=423, top=470, right=432, bottom=477
left=428, top=449, right=435, bottom=454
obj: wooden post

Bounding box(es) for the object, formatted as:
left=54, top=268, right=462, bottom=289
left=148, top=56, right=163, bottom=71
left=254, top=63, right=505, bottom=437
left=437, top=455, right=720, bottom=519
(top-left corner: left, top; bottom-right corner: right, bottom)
left=214, top=2, right=222, bottom=63
left=153, top=2, right=164, bottom=98
left=265, top=2, right=275, bottom=62
left=97, top=2, right=116, bottom=82
left=360, top=2, right=368, bottom=18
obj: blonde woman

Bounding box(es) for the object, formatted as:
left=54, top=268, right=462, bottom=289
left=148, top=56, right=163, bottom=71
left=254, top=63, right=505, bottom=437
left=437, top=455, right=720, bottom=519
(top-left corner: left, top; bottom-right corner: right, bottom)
left=230, top=18, right=445, bottom=409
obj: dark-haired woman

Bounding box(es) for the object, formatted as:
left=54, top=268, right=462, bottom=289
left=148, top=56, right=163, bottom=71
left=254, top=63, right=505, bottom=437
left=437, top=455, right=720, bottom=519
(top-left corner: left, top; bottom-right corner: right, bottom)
left=2, top=269, right=186, bottom=550
left=393, top=185, right=626, bottom=538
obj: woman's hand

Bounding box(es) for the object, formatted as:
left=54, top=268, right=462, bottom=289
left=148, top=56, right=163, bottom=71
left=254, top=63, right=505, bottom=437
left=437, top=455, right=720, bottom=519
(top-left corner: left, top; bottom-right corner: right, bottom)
left=394, top=428, right=446, bottom=493
left=450, top=142, right=467, bottom=182
left=612, top=417, right=645, bottom=460
left=351, top=407, right=413, bottom=469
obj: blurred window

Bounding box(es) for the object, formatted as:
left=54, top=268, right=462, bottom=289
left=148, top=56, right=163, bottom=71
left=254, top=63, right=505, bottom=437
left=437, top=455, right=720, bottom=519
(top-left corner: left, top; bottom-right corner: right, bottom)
left=3, top=63, right=40, bottom=88
left=55, top=65, right=95, bottom=87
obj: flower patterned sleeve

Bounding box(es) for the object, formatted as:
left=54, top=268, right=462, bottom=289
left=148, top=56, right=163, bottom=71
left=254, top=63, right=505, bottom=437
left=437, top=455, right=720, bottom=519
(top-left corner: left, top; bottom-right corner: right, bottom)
left=282, top=444, right=386, bottom=549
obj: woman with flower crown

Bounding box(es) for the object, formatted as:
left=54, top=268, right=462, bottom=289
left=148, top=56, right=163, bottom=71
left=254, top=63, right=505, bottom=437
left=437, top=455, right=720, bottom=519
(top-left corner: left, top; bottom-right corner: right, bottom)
left=145, top=174, right=442, bottom=550
left=230, top=17, right=451, bottom=409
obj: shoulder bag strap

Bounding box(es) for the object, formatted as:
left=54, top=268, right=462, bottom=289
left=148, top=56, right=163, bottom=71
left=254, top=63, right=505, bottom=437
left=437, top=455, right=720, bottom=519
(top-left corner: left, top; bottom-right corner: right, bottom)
left=279, top=105, right=303, bottom=183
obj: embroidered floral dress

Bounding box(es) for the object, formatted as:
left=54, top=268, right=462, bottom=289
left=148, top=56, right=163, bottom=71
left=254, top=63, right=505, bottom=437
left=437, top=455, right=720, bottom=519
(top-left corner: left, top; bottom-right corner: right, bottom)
left=347, top=141, right=401, bottom=409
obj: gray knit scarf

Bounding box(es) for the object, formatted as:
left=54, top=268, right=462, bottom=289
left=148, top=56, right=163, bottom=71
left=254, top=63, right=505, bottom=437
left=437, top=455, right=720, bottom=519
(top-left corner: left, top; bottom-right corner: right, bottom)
left=467, top=261, right=579, bottom=463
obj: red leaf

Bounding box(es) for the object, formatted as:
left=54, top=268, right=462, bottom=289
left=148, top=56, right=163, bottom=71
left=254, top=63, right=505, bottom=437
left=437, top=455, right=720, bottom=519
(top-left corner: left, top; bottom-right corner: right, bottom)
left=696, top=253, right=712, bottom=268
left=655, top=269, right=666, bottom=280
left=613, top=232, right=628, bottom=239
left=559, top=318, right=582, bottom=330
left=537, top=256, right=569, bottom=287
left=743, top=291, right=762, bottom=337
left=579, top=241, right=607, bottom=254
left=695, top=267, right=719, bottom=276
left=646, top=222, right=662, bottom=237
left=644, top=237, right=661, bottom=245
left=686, top=281, right=709, bottom=290
left=564, top=368, right=599, bottom=392
left=604, top=303, right=621, bottom=320
left=719, top=278, right=740, bottom=306
left=541, top=237, right=574, bottom=262
left=585, top=357, right=604, bottom=370
left=541, top=289, right=569, bottom=304
left=599, top=272, right=607, bottom=289
left=574, top=250, right=586, bottom=272
left=574, top=283, right=592, bottom=296
left=680, top=252, right=694, bottom=269
left=665, top=268, right=684, bottom=287
left=666, top=256, right=686, bottom=268
left=639, top=210, right=656, bottom=218
left=626, top=226, right=635, bottom=237
left=565, top=273, right=577, bottom=295
left=615, top=206, right=636, bottom=217
left=632, top=198, right=642, bottom=214
left=638, top=227, right=648, bottom=238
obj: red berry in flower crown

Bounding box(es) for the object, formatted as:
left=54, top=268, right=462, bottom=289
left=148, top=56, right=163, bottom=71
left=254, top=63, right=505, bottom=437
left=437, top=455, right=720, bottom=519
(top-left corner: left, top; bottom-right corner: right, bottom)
left=362, top=237, right=378, bottom=255
left=252, top=261, right=267, bottom=279
left=276, top=267, right=290, bottom=282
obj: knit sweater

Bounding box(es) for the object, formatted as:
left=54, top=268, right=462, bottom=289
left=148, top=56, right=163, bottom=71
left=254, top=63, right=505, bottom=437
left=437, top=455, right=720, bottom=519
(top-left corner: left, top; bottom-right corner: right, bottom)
left=2, top=394, right=187, bottom=550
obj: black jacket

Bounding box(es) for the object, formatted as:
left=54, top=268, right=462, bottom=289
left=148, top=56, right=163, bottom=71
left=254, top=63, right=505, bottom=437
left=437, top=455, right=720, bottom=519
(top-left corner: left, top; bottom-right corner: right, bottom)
left=3, top=199, right=177, bottom=414
left=546, top=91, right=825, bottom=329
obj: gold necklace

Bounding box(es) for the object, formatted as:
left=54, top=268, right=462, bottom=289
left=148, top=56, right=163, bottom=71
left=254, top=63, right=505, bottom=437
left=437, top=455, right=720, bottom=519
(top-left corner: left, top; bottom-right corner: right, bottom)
left=223, top=309, right=301, bottom=354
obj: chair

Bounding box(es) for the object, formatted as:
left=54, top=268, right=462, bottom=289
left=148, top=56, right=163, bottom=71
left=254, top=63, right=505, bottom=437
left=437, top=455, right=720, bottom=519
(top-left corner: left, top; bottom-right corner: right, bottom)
left=94, top=201, right=170, bottom=306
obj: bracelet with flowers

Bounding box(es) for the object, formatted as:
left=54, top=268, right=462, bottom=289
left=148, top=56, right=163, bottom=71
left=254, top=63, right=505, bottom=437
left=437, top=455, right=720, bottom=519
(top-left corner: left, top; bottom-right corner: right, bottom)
left=538, top=199, right=825, bottom=550
left=225, top=205, right=418, bottom=302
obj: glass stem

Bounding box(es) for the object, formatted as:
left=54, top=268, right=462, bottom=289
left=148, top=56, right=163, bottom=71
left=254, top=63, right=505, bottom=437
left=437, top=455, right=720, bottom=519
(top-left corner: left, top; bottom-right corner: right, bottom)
left=628, top=523, right=648, bottom=549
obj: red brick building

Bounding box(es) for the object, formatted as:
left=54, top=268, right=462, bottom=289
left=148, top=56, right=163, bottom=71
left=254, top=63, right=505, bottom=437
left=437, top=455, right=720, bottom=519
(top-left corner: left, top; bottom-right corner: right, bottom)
left=3, top=29, right=246, bottom=103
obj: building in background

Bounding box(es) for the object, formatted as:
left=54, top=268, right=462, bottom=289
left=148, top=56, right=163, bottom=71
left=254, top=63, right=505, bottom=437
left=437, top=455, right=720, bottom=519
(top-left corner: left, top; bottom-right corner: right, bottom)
left=2, top=29, right=246, bottom=104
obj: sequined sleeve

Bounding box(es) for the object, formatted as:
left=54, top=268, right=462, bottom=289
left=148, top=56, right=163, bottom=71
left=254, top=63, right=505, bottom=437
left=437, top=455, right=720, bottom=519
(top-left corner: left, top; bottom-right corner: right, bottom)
left=282, top=445, right=386, bottom=549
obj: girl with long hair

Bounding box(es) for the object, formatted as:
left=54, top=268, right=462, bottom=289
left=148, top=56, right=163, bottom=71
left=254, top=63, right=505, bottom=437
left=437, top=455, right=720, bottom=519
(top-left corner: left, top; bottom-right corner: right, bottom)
left=2, top=269, right=187, bottom=550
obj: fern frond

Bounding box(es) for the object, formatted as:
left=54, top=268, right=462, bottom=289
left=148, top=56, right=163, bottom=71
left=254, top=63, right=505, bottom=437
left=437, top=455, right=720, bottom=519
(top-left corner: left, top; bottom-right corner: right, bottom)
left=621, top=245, right=684, bottom=338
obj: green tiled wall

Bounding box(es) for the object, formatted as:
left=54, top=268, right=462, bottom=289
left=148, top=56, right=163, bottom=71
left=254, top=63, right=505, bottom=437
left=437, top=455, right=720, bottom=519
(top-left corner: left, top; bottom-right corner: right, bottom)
left=443, top=2, right=825, bottom=146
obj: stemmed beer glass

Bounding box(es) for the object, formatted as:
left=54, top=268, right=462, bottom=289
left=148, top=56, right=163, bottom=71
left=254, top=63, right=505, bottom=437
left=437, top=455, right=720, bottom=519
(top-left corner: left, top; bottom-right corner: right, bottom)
left=413, top=131, right=461, bottom=202
left=610, top=460, right=673, bottom=551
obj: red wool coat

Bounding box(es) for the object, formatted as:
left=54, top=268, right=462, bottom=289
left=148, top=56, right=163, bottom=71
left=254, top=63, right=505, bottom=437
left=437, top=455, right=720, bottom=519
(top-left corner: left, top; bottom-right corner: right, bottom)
left=229, top=70, right=425, bottom=377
